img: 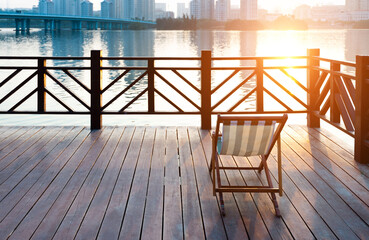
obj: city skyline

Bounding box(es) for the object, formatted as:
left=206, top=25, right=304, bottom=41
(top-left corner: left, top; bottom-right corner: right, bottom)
left=1, top=0, right=346, bottom=14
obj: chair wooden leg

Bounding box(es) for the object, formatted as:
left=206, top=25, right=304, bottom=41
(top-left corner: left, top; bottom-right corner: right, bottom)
left=262, top=156, right=281, bottom=217
left=271, top=192, right=281, bottom=217
left=215, top=154, right=225, bottom=215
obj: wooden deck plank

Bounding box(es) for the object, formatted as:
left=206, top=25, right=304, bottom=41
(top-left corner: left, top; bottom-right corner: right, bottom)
left=0, top=126, right=28, bottom=151
left=52, top=127, right=118, bottom=240
left=237, top=156, right=294, bottom=240
left=200, top=129, right=271, bottom=240
left=0, top=127, right=73, bottom=201
left=118, top=128, right=156, bottom=240
left=24, top=129, right=106, bottom=240
left=277, top=133, right=361, bottom=240
left=97, top=127, right=145, bottom=240
left=0, top=127, right=83, bottom=221
left=189, top=128, right=228, bottom=240
left=218, top=155, right=252, bottom=240
left=289, top=125, right=369, bottom=187
left=163, top=127, right=184, bottom=240
left=264, top=149, right=339, bottom=239
left=0, top=126, right=367, bottom=240
left=141, top=127, right=166, bottom=240
left=0, top=127, right=91, bottom=239
left=73, top=127, right=127, bottom=240
left=0, top=127, right=51, bottom=172
left=281, top=129, right=369, bottom=238
left=177, top=127, right=206, bottom=239
left=300, top=126, right=369, bottom=179
left=4, top=127, right=87, bottom=239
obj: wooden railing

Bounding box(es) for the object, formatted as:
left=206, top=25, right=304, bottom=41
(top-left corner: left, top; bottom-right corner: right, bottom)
left=0, top=50, right=368, bottom=163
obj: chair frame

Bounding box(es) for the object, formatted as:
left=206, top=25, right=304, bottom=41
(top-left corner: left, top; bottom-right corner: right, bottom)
left=209, top=114, right=288, bottom=217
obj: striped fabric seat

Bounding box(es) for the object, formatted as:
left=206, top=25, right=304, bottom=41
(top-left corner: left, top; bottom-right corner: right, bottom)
left=219, top=120, right=276, bottom=157
left=210, top=114, right=288, bottom=217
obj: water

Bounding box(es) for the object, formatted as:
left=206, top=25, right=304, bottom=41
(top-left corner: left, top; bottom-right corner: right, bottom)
left=0, top=28, right=368, bottom=126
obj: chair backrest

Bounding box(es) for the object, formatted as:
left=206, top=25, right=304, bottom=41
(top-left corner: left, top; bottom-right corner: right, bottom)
left=215, top=114, right=288, bottom=158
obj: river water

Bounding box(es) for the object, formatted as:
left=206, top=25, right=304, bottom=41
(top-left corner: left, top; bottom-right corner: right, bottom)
left=0, top=28, right=368, bottom=126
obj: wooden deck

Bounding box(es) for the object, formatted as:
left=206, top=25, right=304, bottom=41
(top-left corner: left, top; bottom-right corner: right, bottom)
left=0, top=125, right=368, bottom=240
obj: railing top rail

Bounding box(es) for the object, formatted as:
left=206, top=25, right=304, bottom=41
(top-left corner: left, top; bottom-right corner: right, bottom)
left=0, top=56, right=90, bottom=60
left=101, top=57, right=201, bottom=61
left=212, top=56, right=307, bottom=60
left=312, top=56, right=356, bottom=67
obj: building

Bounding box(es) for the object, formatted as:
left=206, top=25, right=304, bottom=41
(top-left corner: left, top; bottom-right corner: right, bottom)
left=101, top=0, right=114, bottom=18
left=81, top=0, right=93, bottom=17
left=177, top=3, right=190, bottom=18
left=54, top=0, right=81, bottom=16
left=345, top=0, right=369, bottom=21
left=215, top=0, right=230, bottom=21
left=39, top=0, right=55, bottom=15
left=190, top=0, right=214, bottom=19
left=311, top=5, right=345, bottom=22
left=114, top=0, right=154, bottom=21
left=293, top=5, right=312, bottom=20
left=346, top=0, right=369, bottom=11
left=240, top=0, right=257, bottom=20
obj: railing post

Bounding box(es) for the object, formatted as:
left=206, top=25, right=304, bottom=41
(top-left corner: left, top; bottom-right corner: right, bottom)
left=37, top=58, right=46, bottom=113
left=354, top=56, right=369, bottom=164
left=330, top=62, right=341, bottom=123
left=91, top=50, right=102, bottom=130
left=148, top=59, right=155, bottom=113
left=256, top=58, right=264, bottom=112
left=201, top=50, right=212, bottom=130
left=307, top=49, right=320, bottom=128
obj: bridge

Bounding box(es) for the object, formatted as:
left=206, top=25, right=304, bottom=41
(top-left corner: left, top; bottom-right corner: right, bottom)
left=0, top=12, right=156, bottom=31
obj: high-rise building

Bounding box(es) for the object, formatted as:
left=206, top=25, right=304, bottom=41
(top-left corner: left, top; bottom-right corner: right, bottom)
left=101, top=0, right=114, bottom=18
left=215, top=0, right=230, bottom=21
left=177, top=3, right=190, bottom=18
left=54, top=0, right=67, bottom=15
left=39, top=0, right=54, bottom=15
left=54, top=0, right=82, bottom=16
left=190, top=0, right=214, bottom=19
left=81, top=0, right=93, bottom=17
left=114, top=0, right=154, bottom=21
left=240, top=0, right=257, bottom=20
left=346, top=0, right=369, bottom=11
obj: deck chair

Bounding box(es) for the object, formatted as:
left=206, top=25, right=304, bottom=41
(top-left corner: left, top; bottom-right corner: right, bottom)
left=209, top=114, right=288, bottom=217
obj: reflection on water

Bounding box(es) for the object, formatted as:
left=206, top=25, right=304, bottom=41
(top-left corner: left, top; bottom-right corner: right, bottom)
left=0, top=29, right=369, bottom=126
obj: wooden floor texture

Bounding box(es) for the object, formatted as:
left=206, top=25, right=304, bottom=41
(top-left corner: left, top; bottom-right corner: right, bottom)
left=0, top=125, right=368, bottom=240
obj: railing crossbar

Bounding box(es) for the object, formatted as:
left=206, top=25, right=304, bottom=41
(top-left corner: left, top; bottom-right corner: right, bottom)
left=155, top=70, right=200, bottom=111
left=334, top=93, right=354, bottom=131
left=101, top=70, right=147, bottom=111
left=119, top=89, right=147, bottom=112
left=45, top=89, right=73, bottom=112
left=314, top=72, right=329, bottom=91
left=279, top=68, right=308, bottom=92
left=8, top=88, right=37, bottom=112
left=0, top=69, right=22, bottom=88
left=315, top=79, right=331, bottom=110
left=0, top=71, right=37, bottom=104
left=342, top=76, right=356, bottom=102
left=102, top=70, right=130, bottom=93
left=171, top=69, right=200, bottom=94
left=62, top=69, right=91, bottom=93
left=264, top=71, right=308, bottom=109
left=46, top=72, right=90, bottom=111
left=154, top=89, right=184, bottom=112
left=263, top=87, right=293, bottom=111
left=212, top=71, right=255, bottom=111
left=211, top=69, right=241, bottom=94
left=227, top=88, right=256, bottom=112
left=334, top=76, right=355, bottom=122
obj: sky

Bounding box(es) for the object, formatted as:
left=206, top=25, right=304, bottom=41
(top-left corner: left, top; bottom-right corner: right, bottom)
left=0, top=0, right=346, bottom=14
